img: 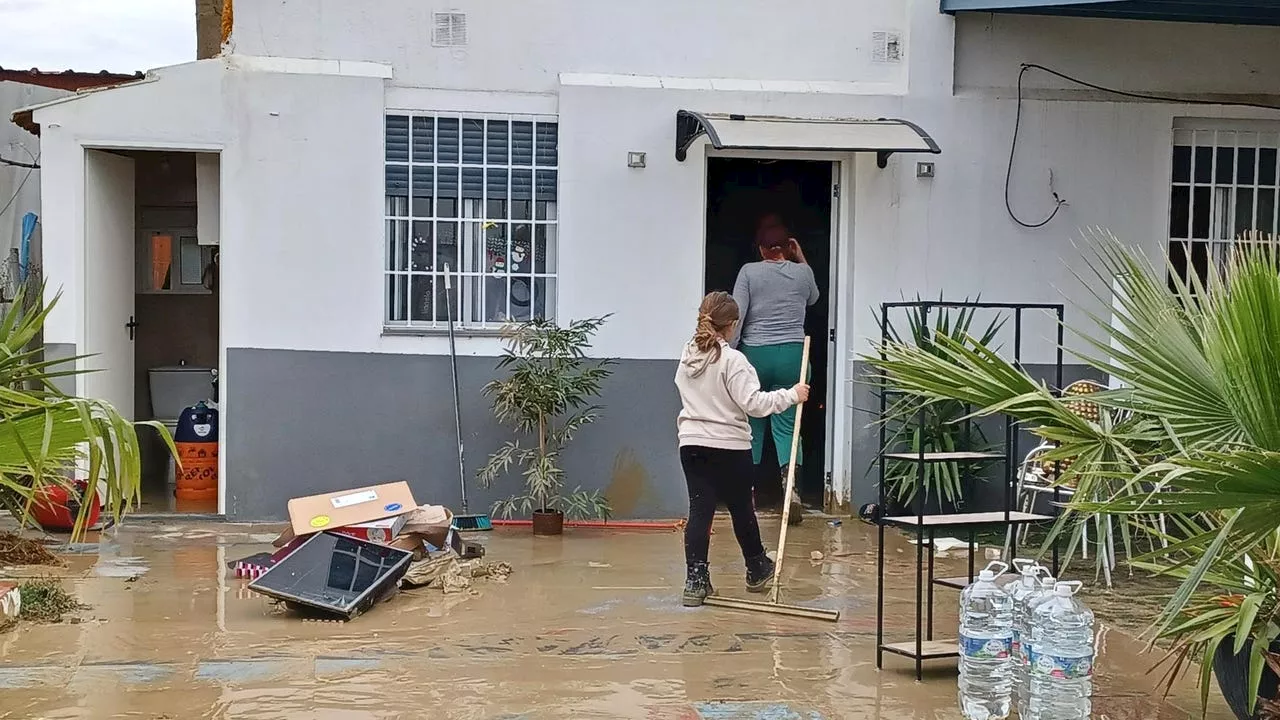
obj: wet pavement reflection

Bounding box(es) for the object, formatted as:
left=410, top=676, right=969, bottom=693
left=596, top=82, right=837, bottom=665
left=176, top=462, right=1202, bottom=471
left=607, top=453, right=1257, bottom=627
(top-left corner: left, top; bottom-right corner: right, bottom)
left=0, top=517, right=1232, bottom=719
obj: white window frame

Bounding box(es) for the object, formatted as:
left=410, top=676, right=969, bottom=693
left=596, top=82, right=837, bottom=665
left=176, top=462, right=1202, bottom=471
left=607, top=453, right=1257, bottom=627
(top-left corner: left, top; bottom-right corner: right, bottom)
left=1168, top=120, right=1279, bottom=288
left=383, top=111, right=559, bottom=332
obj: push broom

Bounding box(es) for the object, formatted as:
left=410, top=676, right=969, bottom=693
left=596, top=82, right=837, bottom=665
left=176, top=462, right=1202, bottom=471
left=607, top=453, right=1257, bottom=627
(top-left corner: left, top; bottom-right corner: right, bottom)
left=703, top=336, right=840, bottom=622
left=443, top=265, right=491, bottom=532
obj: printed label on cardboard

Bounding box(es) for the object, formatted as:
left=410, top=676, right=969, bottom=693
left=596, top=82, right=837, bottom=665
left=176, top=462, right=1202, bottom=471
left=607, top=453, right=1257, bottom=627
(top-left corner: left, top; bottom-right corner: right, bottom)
left=330, top=490, right=378, bottom=509
left=310, top=515, right=331, bottom=528
left=384, top=502, right=403, bottom=512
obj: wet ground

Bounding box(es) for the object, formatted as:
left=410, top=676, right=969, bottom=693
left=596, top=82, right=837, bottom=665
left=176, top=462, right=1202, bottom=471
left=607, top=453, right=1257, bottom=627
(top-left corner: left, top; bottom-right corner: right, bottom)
left=0, top=515, right=1232, bottom=719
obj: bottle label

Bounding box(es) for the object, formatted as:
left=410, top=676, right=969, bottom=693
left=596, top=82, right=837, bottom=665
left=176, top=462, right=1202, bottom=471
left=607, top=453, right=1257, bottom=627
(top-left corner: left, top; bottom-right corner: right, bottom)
left=1028, top=648, right=1093, bottom=679
left=959, top=633, right=1012, bottom=660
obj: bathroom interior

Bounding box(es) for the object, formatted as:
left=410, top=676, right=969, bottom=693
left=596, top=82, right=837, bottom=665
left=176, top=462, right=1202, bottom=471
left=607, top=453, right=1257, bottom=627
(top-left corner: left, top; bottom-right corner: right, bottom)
left=129, top=150, right=221, bottom=514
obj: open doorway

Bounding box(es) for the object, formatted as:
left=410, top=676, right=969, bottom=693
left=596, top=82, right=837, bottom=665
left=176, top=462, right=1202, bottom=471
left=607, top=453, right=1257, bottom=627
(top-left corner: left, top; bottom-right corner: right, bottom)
left=704, top=157, right=833, bottom=510
left=83, top=148, right=221, bottom=514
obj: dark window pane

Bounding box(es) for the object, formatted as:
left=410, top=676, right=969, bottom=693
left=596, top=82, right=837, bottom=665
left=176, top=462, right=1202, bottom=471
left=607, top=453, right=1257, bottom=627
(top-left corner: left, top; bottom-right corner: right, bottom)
left=486, top=168, right=509, bottom=216
left=1261, top=148, right=1277, bottom=186
left=1167, top=241, right=1188, bottom=292
left=1238, top=147, right=1257, bottom=185
left=385, top=115, right=409, bottom=162
left=484, top=223, right=507, bottom=273
left=386, top=220, right=408, bottom=271
left=1194, top=146, right=1213, bottom=184
left=1192, top=186, right=1211, bottom=239
left=385, top=166, right=408, bottom=215
left=436, top=222, right=459, bottom=276
left=535, top=122, right=558, bottom=166
left=411, top=221, right=432, bottom=271
left=510, top=224, right=533, bottom=274
left=437, top=167, right=459, bottom=217
left=387, top=273, right=408, bottom=322
left=1169, top=185, right=1190, bottom=239
left=533, top=277, right=555, bottom=321
left=536, top=170, right=557, bottom=202
left=410, top=274, right=434, bottom=323
left=437, top=118, right=460, bottom=164
left=411, top=166, right=433, bottom=217
left=1215, top=147, right=1236, bottom=185
left=512, top=122, right=534, bottom=166
left=1172, top=145, right=1191, bottom=184
left=1190, top=241, right=1210, bottom=288
left=535, top=224, right=555, bottom=273
left=411, top=117, right=433, bottom=163
left=509, top=276, right=533, bottom=321
left=1259, top=189, right=1277, bottom=234
left=512, top=169, right=532, bottom=220
left=462, top=118, right=484, bottom=164
left=1236, top=187, right=1256, bottom=233
left=461, top=167, right=483, bottom=201
left=486, top=120, right=509, bottom=164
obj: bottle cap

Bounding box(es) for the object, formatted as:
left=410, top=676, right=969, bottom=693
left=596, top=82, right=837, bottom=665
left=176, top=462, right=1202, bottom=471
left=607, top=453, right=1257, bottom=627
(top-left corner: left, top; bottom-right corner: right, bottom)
left=1054, top=581, right=1083, bottom=596
left=979, top=569, right=995, bottom=582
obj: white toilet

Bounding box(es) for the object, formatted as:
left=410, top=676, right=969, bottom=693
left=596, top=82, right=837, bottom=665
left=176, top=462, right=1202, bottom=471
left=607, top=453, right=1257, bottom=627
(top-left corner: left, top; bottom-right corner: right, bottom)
left=148, top=365, right=216, bottom=487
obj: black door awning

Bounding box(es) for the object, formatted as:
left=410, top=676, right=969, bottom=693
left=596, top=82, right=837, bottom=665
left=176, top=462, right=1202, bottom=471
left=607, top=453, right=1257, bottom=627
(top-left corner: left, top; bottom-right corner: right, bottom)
left=675, top=110, right=941, bottom=167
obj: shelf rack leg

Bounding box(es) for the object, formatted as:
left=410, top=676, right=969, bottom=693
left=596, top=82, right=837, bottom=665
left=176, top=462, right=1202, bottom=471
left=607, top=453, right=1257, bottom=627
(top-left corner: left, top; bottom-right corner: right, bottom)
left=876, top=522, right=885, bottom=669
left=927, top=528, right=935, bottom=642
left=915, top=526, right=924, bottom=681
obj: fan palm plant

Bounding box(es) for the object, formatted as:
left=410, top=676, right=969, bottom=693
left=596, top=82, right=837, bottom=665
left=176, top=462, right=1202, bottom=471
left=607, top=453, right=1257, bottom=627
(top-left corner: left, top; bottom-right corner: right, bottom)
left=0, top=282, right=158, bottom=539
left=864, top=230, right=1280, bottom=715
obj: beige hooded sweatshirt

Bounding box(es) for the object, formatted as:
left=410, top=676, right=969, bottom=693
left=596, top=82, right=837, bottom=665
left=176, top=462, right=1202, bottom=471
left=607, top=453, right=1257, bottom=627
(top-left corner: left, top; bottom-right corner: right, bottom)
left=675, top=340, right=799, bottom=450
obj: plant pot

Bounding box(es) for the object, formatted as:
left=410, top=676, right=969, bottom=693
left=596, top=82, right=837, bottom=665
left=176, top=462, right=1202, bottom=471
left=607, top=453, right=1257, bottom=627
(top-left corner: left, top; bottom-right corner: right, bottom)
left=531, top=509, right=564, bottom=536
left=1214, top=637, right=1280, bottom=719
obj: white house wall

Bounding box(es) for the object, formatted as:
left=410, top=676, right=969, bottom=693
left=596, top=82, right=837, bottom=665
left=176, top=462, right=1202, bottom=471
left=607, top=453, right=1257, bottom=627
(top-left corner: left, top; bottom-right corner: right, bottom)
left=32, top=3, right=1280, bottom=519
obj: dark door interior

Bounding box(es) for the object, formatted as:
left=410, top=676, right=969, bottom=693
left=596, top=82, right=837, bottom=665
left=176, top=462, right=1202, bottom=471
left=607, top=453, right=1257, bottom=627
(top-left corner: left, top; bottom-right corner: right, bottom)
left=704, top=157, right=832, bottom=509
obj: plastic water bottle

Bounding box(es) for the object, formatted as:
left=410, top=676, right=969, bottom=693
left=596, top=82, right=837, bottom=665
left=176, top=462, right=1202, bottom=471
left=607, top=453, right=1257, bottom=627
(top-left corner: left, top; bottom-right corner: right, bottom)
left=1025, top=581, right=1094, bottom=720
left=1017, top=575, right=1058, bottom=717
left=958, top=561, right=1014, bottom=720
left=1005, top=560, right=1050, bottom=713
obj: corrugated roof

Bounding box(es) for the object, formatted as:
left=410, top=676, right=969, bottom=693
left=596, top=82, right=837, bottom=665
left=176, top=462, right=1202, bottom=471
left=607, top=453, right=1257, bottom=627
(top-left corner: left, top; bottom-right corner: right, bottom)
left=0, top=67, right=144, bottom=92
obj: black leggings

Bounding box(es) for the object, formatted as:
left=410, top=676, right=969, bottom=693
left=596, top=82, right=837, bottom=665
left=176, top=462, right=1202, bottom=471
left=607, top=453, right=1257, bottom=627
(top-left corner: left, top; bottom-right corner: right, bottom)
left=680, top=445, right=766, bottom=565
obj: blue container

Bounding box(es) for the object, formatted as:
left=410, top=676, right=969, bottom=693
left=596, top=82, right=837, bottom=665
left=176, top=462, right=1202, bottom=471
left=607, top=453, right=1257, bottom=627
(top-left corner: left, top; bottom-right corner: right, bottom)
left=174, top=401, right=218, bottom=444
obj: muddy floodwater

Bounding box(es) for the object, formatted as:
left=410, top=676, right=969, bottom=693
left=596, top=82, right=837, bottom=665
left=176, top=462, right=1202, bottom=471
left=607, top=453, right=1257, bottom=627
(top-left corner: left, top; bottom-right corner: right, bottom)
left=0, top=517, right=1232, bottom=719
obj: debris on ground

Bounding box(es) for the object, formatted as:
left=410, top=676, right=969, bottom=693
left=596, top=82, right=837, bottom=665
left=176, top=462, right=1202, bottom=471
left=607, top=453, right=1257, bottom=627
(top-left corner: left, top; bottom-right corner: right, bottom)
left=0, top=532, right=62, bottom=566
left=235, top=482, right=497, bottom=621
left=17, top=578, right=85, bottom=623
left=810, top=550, right=825, bottom=562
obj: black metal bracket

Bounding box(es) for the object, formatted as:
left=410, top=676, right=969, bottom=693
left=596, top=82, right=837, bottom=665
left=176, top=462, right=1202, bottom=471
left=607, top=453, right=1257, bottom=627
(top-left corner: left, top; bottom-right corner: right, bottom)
left=675, top=110, right=718, bottom=162
left=876, top=150, right=893, bottom=169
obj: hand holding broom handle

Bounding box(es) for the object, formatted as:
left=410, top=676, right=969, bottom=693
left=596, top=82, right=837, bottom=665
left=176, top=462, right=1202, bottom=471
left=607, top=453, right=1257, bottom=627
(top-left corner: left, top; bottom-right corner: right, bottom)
left=770, top=335, right=810, bottom=605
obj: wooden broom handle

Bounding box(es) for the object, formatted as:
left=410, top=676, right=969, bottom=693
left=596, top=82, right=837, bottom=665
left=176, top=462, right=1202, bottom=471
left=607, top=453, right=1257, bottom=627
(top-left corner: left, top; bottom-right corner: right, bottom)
left=770, top=335, right=810, bottom=604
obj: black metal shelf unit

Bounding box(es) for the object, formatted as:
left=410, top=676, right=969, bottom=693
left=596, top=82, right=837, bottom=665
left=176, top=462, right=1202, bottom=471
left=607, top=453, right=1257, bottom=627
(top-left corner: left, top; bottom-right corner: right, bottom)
left=872, top=300, right=1065, bottom=681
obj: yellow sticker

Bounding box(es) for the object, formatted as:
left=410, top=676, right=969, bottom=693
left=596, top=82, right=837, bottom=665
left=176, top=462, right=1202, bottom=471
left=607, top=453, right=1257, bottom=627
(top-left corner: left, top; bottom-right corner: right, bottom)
left=310, top=515, right=331, bottom=528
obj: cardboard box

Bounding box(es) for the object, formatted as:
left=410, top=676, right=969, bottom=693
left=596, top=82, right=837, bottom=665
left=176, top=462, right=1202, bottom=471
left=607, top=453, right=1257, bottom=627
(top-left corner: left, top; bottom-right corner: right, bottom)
left=286, top=481, right=417, bottom=537
left=329, top=514, right=409, bottom=544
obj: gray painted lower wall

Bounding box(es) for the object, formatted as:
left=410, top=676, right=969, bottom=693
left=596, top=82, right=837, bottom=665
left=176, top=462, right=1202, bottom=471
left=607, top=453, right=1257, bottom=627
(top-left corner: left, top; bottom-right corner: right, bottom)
left=224, top=349, right=1100, bottom=523
left=225, top=348, right=686, bottom=522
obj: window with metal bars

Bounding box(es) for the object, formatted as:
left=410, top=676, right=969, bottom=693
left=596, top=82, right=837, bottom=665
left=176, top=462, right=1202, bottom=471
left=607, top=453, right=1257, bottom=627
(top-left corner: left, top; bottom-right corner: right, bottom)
left=1168, top=122, right=1279, bottom=291
left=384, top=112, right=558, bottom=330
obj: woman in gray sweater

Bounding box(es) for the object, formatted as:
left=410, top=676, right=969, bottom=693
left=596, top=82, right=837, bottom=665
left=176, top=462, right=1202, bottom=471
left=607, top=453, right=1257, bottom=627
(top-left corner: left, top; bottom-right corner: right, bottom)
left=732, top=212, right=820, bottom=526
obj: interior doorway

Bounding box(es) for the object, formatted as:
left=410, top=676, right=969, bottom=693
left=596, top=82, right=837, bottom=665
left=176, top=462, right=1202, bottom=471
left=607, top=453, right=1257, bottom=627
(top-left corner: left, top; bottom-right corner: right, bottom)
left=83, top=148, right=221, bottom=514
left=704, top=157, right=833, bottom=510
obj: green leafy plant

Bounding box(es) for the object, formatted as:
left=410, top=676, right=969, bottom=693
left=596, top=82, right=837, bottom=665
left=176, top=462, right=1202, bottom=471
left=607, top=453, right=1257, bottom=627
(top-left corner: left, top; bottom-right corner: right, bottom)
left=876, top=297, right=1001, bottom=508
left=863, top=230, right=1280, bottom=714
left=0, top=281, right=163, bottom=539
left=478, top=316, right=615, bottom=520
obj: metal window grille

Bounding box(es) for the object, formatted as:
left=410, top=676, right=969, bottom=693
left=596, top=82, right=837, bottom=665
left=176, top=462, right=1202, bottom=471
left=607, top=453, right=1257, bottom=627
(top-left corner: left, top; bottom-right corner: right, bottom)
left=1168, top=122, right=1280, bottom=289
left=384, top=112, right=558, bottom=330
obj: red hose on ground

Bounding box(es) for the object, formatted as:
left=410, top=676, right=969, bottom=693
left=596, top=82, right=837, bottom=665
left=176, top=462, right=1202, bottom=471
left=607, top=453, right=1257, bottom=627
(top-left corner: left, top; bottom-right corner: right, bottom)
left=489, top=519, right=681, bottom=530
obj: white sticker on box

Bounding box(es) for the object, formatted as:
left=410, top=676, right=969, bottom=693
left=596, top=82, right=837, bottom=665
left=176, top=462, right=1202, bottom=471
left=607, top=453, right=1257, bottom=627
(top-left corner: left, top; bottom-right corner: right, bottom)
left=330, top=489, right=378, bottom=509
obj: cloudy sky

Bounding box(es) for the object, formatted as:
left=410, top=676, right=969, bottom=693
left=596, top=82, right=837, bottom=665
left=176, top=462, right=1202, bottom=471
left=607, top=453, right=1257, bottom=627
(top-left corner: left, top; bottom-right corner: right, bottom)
left=0, top=0, right=195, bottom=73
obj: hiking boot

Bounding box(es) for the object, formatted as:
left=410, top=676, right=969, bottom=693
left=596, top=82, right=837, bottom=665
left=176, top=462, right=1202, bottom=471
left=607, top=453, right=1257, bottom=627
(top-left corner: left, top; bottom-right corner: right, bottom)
left=682, top=561, right=713, bottom=607
left=783, top=466, right=805, bottom=526
left=745, top=552, right=776, bottom=593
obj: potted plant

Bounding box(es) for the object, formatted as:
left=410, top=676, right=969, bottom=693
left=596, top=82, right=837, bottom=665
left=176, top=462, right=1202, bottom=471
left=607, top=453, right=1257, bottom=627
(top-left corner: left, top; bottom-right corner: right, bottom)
left=864, top=232, right=1280, bottom=717
left=875, top=297, right=1000, bottom=515
left=477, top=316, right=615, bottom=535
left=0, top=280, right=157, bottom=539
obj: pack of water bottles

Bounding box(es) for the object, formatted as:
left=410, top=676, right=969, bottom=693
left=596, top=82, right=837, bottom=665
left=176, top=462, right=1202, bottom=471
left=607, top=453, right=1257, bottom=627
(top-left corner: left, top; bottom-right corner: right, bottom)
left=957, top=559, right=1095, bottom=719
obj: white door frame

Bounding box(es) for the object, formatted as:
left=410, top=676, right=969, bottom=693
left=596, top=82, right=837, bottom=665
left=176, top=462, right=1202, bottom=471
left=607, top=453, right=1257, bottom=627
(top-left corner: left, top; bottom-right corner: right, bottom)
left=77, top=141, right=228, bottom=516
left=701, top=148, right=857, bottom=512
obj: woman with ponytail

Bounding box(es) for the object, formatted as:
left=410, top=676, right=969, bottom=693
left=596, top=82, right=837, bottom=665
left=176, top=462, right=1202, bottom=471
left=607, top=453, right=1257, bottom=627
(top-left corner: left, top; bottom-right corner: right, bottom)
left=674, top=291, right=809, bottom=607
